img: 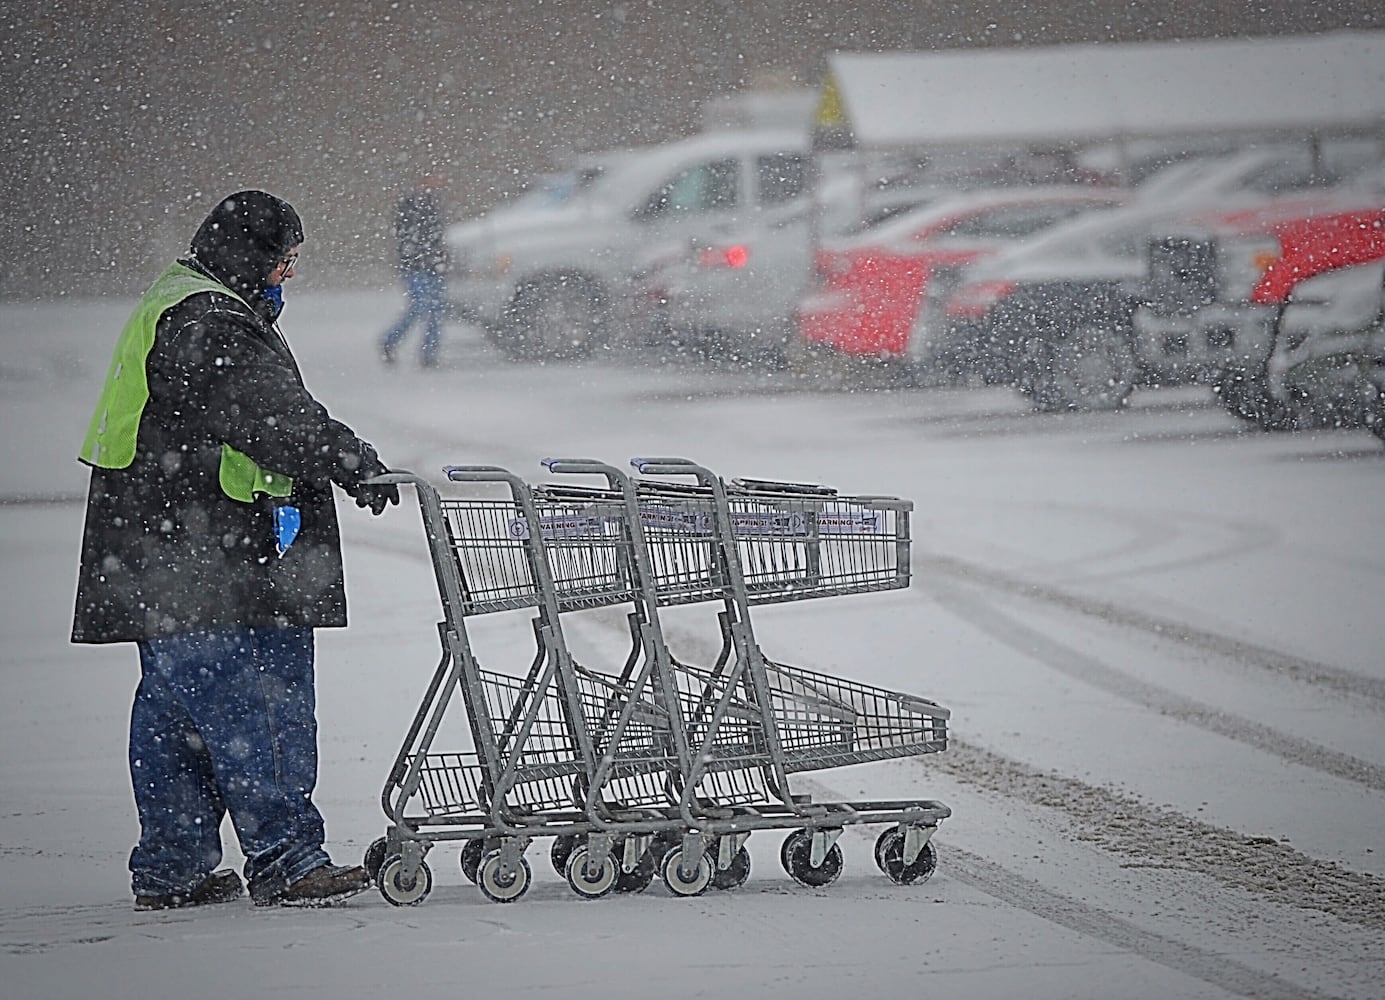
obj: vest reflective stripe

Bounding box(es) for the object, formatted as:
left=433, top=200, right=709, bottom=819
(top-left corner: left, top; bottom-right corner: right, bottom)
left=78, top=262, right=293, bottom=503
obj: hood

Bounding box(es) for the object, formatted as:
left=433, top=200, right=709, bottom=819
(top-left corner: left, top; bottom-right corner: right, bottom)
left=189, top=190, right=304, bottom=298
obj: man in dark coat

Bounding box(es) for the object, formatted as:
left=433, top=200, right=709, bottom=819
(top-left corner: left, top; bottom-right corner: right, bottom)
left=379, top=174, right=449, bottom=367
left=73, top=190, right=399, bottom=909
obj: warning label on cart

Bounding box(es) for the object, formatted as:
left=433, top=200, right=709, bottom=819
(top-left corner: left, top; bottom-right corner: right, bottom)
left=637, top=507, right=713, bottom=534
left=728, top=511, right=808, bottom=535
left=632, top=507, right=887, bottom=535
left=507, top=514, right=606, bottom=540
left=817, top=510, right=886, bottom=534
left=507, top=507, right=888, bottom=540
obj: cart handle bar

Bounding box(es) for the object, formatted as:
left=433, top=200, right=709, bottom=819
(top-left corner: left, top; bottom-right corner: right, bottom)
left=629, top=456, right=715, bottom=484
left=361, top=468, right=535, bottom=490
left=362, top=470, right=424, bottom=487
left=540, top=457, right=616, bottom=477
left=442, top=464, right=528, bottom=489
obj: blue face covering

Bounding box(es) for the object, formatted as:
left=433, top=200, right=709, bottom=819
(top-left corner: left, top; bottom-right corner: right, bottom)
left=262, top=283, right=284, bottom=319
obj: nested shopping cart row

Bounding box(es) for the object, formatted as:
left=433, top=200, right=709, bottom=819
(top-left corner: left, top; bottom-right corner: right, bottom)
left=364, top=458, right=950, bottom=905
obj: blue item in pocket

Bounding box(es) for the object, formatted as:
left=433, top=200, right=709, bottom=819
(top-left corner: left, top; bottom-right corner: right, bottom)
left=273, top=504, right=301, bottom=557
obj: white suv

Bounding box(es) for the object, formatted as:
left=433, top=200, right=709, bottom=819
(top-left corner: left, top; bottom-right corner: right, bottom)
left=446, top=130, right=811, bottom=360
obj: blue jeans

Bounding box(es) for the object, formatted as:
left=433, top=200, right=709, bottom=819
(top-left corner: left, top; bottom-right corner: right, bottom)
left=130, top=626, right=330, bottom=898
left=381, top=271, right=445, bottom=363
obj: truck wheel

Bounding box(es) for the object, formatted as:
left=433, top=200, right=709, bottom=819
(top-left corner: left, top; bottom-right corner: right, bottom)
left=504, top=276, right=608, bottom=361
left=785, top=335, right=850, bottom=388
left=1215, top=365, right=1293, bottom=431
left=1023, top=322, right=1136, bottom=412
left=721, top=319, right=793, bottom=372
left=1369, top=374, right=1385, bottom=445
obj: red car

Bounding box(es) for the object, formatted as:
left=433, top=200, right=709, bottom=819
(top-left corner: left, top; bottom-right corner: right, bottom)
left=795, top=186, right=1126, bottom=367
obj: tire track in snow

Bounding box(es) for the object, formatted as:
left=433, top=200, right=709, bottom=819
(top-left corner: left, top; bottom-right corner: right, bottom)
left=925, top=741, right=1385, bottom=934
left=940, top=846, right=1336, bottom=1000
left=922, top=574, right=1385, bottom=794
left=794, top=764, right=1362, bottom=1000
left=958, top=497, right=1284, bottom=589
left=919, top=551, right=1385, bottom=711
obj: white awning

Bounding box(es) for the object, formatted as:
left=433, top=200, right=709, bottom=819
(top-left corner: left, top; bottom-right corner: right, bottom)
left=821, top=31, right=1385, bottom=149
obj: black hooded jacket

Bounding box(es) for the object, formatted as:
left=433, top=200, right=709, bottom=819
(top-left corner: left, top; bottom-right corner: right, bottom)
left=72, top=191, right=386, bottom=644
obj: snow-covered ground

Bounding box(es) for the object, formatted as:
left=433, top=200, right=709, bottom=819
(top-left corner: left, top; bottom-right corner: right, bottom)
left=2, top=289, right=1383, bottom=999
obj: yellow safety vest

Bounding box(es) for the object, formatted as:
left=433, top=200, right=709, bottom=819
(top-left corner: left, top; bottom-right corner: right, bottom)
left=78, top=262, right=293, bottom=503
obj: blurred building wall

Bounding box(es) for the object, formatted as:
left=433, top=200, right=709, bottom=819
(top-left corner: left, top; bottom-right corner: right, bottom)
left=3, top=0, right=1383, bottom=299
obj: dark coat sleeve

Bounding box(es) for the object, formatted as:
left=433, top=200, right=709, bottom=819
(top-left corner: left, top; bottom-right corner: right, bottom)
left=153, top=293, right=386, bottom=491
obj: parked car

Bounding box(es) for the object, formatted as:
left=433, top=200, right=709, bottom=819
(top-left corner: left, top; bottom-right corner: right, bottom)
left=793, top=186, right=1127, bottom=380
left=926, top=146, right=1373, bottom=411
left=631, top=198, right=844, bottom=366
left=445, top=129, right=812, bottom=360
left=1268, top=258, right=1385, bottom=438
left=1135, top=165, right=1385, bottom=427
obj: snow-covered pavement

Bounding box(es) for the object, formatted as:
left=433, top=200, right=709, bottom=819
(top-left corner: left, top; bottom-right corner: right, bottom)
left=2, top=289, right=1382, bottom=999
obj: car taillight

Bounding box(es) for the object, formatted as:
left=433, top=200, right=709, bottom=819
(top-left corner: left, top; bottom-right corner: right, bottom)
left=1216, top=235, right=1281, bottom=303
left=945, top=280, right=1016, bottom=318
left=697, top=245, right=749, bottom=269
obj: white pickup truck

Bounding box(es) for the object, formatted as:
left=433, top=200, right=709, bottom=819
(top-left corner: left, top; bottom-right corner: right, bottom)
left=445, top=129, right=812, bottom=360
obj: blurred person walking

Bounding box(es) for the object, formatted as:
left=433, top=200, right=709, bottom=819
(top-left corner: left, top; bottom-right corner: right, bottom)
left=73, top=190, right=400, bottom=911
left=379, top=174, right=450, bottom=367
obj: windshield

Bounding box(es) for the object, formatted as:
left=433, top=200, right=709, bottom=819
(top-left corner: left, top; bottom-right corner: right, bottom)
left=973, top=203, right=1176, bottom=276
left=1134, top=155, right=1242, bottom=199
left=508, top=164, right=613, bottom=210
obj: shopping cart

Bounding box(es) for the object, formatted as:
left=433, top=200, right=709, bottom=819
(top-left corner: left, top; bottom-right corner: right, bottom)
left=365, top=467, right=695, bottom=905
left=536, top=458, right=951, bottom=894
left=366, top=459, right=950, bottom=904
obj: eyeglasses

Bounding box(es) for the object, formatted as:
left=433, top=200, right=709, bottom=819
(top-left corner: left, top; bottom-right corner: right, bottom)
left=277, top=253, right=299, bottom=274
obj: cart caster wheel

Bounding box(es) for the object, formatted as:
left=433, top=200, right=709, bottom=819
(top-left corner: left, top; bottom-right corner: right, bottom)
left=550, top=834, right=577, bottom=877
left=875, top=828, right=938, bottom=885
left=477, top=849, right=532, bottom=904
left=363, top=837, right=388, bottom=882
left=460, top=839, right=485, bottom=884
left=565, top=845, right=619, bottom=900
left=660, top=846, right=712, bottom=897
left=377, top=855, right=432, bottom=906
left=614, top=850, right=656, bottom=893
left=873, top=827, right=892, bottom=872
left=780, top=831, right=797, bottom=873
left=781, top=829, right=843, bottom=888
left=709, top=846, right=751, bottom=890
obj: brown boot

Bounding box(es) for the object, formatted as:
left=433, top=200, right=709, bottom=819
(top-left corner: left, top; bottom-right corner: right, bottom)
left=255, top=864, right=370, bottom=907
left=134, top=869, right=244, bottom=911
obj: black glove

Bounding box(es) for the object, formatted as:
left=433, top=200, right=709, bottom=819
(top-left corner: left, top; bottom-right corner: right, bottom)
left=353, top=479, right=400, bottom=516
left=339, top=441, right=400, bottom=515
